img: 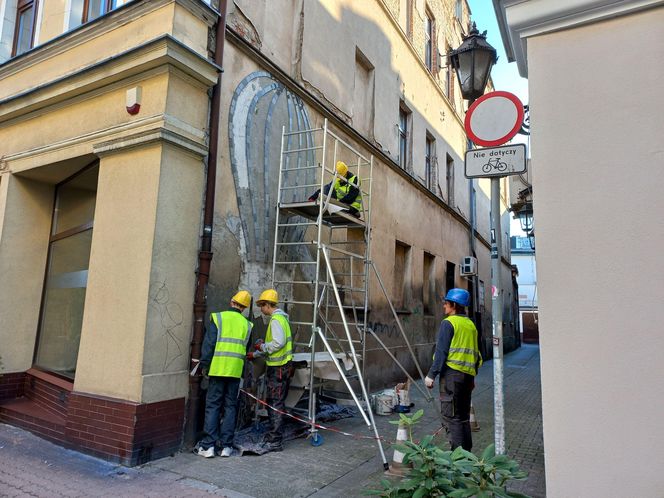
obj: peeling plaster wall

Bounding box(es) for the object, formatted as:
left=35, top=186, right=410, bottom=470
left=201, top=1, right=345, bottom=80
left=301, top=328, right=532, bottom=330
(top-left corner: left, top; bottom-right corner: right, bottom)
left=213, top=0, right=516, bottom=385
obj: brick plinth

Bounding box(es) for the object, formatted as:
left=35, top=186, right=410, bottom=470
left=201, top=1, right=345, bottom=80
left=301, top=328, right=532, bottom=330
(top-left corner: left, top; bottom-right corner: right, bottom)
left=0, top=372, right=27, bottom=400
left=65, top=393, right=185, bottom=466
left=1, top=371, right=185, bottom=466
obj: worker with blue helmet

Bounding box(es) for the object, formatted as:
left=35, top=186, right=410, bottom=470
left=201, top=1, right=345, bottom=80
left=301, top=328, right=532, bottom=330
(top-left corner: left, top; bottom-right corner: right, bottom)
left=425, top=288, right=482, bottom=451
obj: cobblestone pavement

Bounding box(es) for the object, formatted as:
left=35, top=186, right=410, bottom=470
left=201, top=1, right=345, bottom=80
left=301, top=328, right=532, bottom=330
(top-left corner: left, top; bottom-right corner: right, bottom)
left=0, top=345, right=544, bottom=497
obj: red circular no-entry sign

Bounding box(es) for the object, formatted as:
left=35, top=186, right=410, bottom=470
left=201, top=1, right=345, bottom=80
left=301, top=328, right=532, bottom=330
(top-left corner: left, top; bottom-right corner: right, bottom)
left=464, top=91, right=524, bottom=147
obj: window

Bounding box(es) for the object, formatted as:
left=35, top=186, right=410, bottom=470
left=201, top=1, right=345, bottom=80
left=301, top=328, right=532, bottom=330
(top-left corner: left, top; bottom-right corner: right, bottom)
left=425, top=10, right=434, bottom=72
left=425, top=134, right=436, bottom=190
left=398, top=103, right=411, bottom=170
left=399, top=0, right=413, bottom=40
left=446, top=153, right=455, bottom=206
left=12, top=0, right=38, bottom=57
left=455, top=0, right=463, bottom=20
left=394, top=240, right=412, bottom=311
left=423, top=252, right=436, bottom=315
left=445, top=43, right=454, bottom=101
left=34, top=164, right=99, bottom=379
left=445, top=261, right=456, bottom=294
left=87, top=0, right=125, bottom=23
left=354, top=48, right=375, bottom=138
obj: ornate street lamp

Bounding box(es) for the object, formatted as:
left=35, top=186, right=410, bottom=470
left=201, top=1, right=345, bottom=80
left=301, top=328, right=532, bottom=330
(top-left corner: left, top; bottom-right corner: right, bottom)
left=448, top=23, right=498, bottom=103
left=517, top=204, right=534, bottom=233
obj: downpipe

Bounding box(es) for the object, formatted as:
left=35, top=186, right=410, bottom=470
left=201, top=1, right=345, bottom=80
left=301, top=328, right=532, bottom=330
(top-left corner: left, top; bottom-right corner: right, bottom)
left=184, top=0, right=228, bottom=447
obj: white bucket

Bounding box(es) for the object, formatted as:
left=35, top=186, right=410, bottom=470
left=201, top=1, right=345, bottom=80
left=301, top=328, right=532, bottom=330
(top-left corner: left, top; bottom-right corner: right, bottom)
left=374, top=389, right=396, bottom=415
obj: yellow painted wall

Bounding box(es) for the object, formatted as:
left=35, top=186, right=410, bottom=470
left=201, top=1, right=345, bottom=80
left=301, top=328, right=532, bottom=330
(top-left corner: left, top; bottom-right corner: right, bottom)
left=0, top=175, right=53, bottom=372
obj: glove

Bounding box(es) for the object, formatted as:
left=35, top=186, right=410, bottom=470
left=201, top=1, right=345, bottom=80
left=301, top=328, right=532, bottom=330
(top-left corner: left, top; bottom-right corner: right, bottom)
left=246, top=352, right=256, bottom=361
left=253, top=339, right=264, bottom=351
left=425, top=376, right=435, bottom=389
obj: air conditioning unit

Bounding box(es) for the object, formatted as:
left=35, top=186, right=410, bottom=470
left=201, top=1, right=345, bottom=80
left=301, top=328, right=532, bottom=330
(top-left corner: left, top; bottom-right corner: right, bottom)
left=460, top=256, right=478, bottom=277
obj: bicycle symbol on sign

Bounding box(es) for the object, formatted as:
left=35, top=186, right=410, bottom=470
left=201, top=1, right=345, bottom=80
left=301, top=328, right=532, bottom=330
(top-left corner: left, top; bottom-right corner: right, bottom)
left=482, top=157, right=508, bottom=173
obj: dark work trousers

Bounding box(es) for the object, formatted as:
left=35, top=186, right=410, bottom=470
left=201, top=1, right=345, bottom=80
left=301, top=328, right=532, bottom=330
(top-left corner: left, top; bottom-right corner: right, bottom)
left=199, top=376, right=241, bottom=450
left=264, top=362, right=293, bottom=445
left=440, top=368, right=475, bottom=451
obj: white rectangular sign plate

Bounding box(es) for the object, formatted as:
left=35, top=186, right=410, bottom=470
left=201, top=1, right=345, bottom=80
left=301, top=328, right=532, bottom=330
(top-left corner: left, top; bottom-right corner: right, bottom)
left=464, top=143, right=527, bottom=178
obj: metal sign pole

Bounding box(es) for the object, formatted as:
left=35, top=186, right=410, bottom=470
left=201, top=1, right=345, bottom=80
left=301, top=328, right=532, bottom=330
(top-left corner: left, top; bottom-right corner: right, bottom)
left=491, top=177, right=505, bottom=455
left=462, top=91, right=526, bottom=457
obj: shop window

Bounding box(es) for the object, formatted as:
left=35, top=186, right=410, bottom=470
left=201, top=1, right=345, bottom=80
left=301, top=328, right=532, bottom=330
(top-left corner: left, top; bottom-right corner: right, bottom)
left=34, top=163, right=99, bottom=379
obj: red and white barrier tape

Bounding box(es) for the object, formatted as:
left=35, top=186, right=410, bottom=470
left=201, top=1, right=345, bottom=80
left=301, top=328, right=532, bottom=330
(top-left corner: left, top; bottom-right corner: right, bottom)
left=239, top=388, right=446, bottom=444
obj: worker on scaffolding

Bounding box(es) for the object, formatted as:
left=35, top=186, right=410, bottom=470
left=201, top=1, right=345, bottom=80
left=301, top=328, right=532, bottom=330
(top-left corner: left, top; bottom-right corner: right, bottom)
left=308, top=160, right=362, bottom=218
left=424, top=288, right=482, bottom=452
left=194, top=290, right=253, bottom=458
left=247, top=289, right=293, bottom=452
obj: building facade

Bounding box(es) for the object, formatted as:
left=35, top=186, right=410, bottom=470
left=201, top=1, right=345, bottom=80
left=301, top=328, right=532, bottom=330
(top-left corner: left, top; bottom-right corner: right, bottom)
left=510, top=235, right=537, bottom=343
left=0, top=0, right=517, bottom=464
left=495, top=1, right=664, bottom=496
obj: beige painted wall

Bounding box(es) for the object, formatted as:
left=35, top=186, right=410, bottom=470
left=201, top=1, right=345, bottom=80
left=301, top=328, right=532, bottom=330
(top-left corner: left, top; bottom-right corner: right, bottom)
left=0, top=175, right=53, bottom=372
left=75, top=141, right=204, bottom=403
left=528, top=8, right=664, bottom=496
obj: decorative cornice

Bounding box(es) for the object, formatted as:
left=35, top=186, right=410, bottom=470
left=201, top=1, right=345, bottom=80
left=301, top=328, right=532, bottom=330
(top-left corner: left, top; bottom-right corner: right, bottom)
left=0, top=0, right=218, bottom=79
left=93, top=128, right=208, bottom=157
left=0, top=35, right=219, bottom=123
left=493, top=0, right=664, bottom=76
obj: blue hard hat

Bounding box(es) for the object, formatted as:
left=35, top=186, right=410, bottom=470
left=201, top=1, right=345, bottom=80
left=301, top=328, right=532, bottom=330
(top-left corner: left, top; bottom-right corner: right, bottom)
left=444, top=288, right=470, bottom=307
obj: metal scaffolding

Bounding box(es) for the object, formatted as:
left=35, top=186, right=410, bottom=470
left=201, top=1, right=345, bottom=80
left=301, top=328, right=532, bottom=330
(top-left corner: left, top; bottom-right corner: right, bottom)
left=271, top=118, right=430, bottom=469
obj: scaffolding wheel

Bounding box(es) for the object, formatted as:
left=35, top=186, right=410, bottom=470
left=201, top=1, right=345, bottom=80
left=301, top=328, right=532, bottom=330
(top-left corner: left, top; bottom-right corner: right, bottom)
left=310, top=433, right=324, bottom=446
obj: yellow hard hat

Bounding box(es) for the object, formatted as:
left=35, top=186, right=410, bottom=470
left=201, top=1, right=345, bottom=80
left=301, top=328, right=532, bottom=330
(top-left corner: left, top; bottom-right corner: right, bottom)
left=231, top=290, right=252, bottom=308
left=335, top=161, right=348, bottom=177
left=256, top=288, right=278, bottom=305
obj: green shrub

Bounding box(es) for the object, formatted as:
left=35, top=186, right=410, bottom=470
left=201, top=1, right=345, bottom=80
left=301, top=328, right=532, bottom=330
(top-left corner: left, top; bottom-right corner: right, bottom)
left=365, top=410, right=530, bottom=498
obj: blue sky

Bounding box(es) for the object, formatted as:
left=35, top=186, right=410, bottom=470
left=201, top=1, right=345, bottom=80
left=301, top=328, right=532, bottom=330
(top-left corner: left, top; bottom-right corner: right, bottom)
left=467, top=0, right=528, bottom=106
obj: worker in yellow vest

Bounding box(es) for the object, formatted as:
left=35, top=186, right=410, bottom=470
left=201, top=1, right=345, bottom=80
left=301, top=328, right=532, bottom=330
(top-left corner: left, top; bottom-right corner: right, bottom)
left=247, top=288, right=293, bottom=452
left=194, top=290, right=253, bottom=458
left=425, top=288, right=482, bottom=451
left=308, top=161, right=362, bottom=218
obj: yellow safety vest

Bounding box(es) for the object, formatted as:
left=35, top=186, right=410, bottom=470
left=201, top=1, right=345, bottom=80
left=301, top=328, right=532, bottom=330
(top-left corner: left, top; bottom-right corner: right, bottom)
left=209, top=311, right=252, bottom=378
left=265, top=313, right=293, bottom=367
left=334, top=174, right=362, bottom=211
left=445, top=315, right=482, bottom=376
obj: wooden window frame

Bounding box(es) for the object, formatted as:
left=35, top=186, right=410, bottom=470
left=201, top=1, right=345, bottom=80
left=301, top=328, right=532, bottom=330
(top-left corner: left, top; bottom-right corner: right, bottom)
left=81, top=0, right=114, bottom=24
left=11, top=0, right=38, bottom=57
left=425, top=9, right=435, bottom=72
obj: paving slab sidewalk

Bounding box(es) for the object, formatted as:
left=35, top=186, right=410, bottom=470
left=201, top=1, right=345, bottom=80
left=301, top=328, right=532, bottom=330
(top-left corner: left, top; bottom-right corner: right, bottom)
left=0, top=345, right=545, bottom=497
